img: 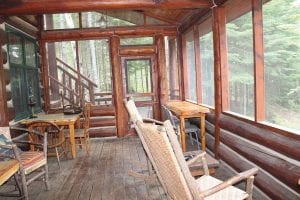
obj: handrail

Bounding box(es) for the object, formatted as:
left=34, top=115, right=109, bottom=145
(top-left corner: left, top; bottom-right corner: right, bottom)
left=56, top=57, right=97, bottom=87
left=49, top=75, right=79, bottom=98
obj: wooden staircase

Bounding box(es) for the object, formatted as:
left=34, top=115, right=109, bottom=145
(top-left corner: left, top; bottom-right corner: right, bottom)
left=89, top=105, right=117, bottom=137
left=48, top=58, right=117, bottom=138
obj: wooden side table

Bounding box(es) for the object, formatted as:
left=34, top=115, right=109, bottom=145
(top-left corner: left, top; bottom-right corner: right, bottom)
left=166, top=101, right=209, bottom=152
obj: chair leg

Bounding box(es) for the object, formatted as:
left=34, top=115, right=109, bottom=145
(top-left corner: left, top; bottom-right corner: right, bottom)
left=85, top=137, right=90, bottom=156
left=194, top=131, right=200, bottom=150
left=79, top=138, right=83, bottom=149
left=55, top=147, right=62, bottom=170
left=44, top=164, right=49, bottom=191
left=246, top=176, right=255, bottom=200
left=13, top=174, right=22, bottom=197
left=62, top=142, right=68, bottom=159
left=188, top=132, right=193, bottom=145
left=19, top=169, right=29, bottom=200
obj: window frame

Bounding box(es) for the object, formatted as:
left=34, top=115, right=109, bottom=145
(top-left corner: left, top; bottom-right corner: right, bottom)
left=182, top=0, right=299, bottom=136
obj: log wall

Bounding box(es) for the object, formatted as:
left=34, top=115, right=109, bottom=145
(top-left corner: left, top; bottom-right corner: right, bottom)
left=0, top=23, right=15, bottom=125
left=194, top=113, right=300, bottom=200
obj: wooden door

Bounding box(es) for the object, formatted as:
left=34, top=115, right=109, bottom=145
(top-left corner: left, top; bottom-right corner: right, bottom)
left=122, top=56, right=160, bottom=122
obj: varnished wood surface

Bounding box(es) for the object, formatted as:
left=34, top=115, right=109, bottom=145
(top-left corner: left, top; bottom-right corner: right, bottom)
left=0, top=159, right=19, bottom=185
left=0, top=138, right=166, bottom=200
left=166, top=100, right=209, bottom=116
left=166, top=101, right=209, bottom=152
left=0, top=0, right=211, bottom=15
left=21, top=113, right=80, bottom=125
left=205, top=114, right=300, bottom=200
left=0, top=137, right=265, bottom=200
left=21, top=113, right=81, bottom=159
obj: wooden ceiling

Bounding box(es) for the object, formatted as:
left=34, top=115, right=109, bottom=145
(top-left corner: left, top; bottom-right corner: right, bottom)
left=0, top=0, right=226, bottom=31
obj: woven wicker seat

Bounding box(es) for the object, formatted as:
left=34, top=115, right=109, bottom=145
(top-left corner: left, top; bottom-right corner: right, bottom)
left=6, top=126, right=49, bottom=200
left=136, top=120, right=258, bottom=200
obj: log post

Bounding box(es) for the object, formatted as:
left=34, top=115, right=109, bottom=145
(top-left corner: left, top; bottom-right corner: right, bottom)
left=155, top=34, right=168, bottom=117
left=168, top=37, right=179, bottom=99
left=110, top=35, right=126, bottom=137
left=212, top=6, right=225, bottom=159
left=45, top=14, right=59, bottom=101
left=0, top=29, right=9, bottom=126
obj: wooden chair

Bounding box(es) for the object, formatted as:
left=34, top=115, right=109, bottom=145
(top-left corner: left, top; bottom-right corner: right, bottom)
left=137, top=120, right=258, bottom=200
left=64, top=103, right=91, bottom=155
left=26, top=120, right=67, bottom=170
left=162, top=105, right=200, bottom=150
left=3, top=127, right=49, bottom=200
left=124, top=99, right=219, bottom=177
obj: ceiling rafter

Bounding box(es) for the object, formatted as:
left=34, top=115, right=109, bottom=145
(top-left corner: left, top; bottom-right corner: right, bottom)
left=0, top=0, right=212, bottom=15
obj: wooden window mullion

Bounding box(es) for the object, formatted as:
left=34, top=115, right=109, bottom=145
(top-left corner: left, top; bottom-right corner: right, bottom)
left=252, top=0, right=265, bottom=121
left=194, top=25, right=202, bottom=104
left=182, top=34, right=189, bottom=100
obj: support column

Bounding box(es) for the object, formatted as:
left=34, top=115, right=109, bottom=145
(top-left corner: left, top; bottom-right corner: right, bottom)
left=212, top=6, right=226, bottom=159
left=155, top=34, right=168, bottom=107
left=110, top=35, right=126, bottom=137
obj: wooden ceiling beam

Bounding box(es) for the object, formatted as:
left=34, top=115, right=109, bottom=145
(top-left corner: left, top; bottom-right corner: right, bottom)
left=0, top=0, right=212, bottom=15
left=40, top=25, right=178, bottom=41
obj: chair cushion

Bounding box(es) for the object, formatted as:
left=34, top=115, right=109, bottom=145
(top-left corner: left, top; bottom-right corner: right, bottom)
left=21, top=151, right=46, bottom=175
left=196, top=175, right=248, bottom=200
left=0, top=134, right=16, bottom=161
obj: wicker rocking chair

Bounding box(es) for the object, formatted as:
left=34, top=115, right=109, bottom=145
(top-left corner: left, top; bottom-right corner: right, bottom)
left=136, top=120, right=258, bottom=200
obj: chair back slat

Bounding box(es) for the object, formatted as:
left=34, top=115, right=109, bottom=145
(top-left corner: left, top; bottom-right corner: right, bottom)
left=124, top=99, right=143, bottom=123
left=27, top=120, right=65, bottom=148
left=137, top=121, right=193, bottom=200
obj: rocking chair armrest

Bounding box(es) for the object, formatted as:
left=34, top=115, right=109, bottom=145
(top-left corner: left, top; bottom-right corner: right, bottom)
left=143, top=118, right=163, bottom=125
left=199, top=168, right=259, bottom=198
left=187, top=151, right=206, bottom=166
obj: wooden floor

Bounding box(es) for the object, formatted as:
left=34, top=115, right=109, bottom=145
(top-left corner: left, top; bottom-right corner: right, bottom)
left=1, top=136, right=267, bottom=200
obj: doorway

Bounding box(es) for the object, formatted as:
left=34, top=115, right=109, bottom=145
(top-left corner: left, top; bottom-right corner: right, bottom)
left=122, top=56, right=160, bottom=122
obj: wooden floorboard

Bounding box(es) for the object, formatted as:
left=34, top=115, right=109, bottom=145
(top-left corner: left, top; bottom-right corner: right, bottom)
left=0, top=136, right=267, bottom=200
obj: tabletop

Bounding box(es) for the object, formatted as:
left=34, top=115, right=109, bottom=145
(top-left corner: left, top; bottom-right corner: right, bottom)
left=21, top=113, right=81, bottom=125
left=166, top=101, right=210, bottom=116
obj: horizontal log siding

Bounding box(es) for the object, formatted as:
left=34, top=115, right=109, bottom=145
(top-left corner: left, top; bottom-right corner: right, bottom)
left=191, top=113, right=300, bottom=200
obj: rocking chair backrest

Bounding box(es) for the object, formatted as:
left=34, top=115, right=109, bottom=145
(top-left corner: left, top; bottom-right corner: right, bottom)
left=136, top=121, right=193, bottom=200
left=163, top=120, right=202, bottom=199
left=124, top=99, right=143, bottom=124
left=124, top=99, right=169, bottom=194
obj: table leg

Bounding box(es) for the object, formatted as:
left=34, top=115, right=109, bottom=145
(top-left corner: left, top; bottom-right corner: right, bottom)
left=200, top=114, right=206, bottom=151
left=69, top=124, right=76, bottom=158
left=180, top=116, right=186, bottom=152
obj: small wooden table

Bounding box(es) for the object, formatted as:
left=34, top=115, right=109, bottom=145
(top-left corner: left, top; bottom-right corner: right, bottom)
left=0, top=159, right=19, bottom=185
left=166, top=101, right=210, bottom=152
left=21, top=113, right=81, bottom=159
